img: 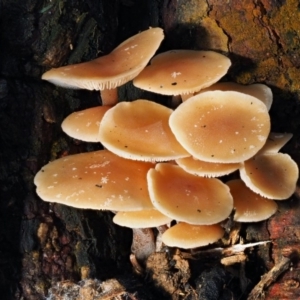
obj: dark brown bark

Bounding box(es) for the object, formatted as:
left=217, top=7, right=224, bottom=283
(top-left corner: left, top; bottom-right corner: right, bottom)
left=1, top=0, right=300, bottom=299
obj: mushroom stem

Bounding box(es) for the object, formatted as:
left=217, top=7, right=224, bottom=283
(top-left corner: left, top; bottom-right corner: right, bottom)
left=100, top=88, right=118, bottom=106
left=131, top=228, right=156, bottom=263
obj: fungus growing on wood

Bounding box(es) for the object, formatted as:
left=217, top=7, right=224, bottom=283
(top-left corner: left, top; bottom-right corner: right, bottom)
left=239, top=152, right=298, bottom=200
left=113, top=209, right=172, bottom=228
left=169, top=91, right=271, bottom=163
left=98, top=99, right=189, bottom=161
left=161, top=222, right=224, bottom=249
left=147, top=163, right=233, bottom=225
left=61, top=106, right=111, bottom=142
left=176, top=156, right=240, bottom=177
left=42, top=27, right=164, bottom=105
left=133, top=50, right=231, bottom=96
left=227, top=179, right=278, bottom=222
left=34, top=150, right=154, bottom=210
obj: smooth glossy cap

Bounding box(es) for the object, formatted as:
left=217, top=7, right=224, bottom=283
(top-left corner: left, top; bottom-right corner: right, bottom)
left=34, top=150, right=154, bottom=210
left=169, top=91, right=271, bottom=163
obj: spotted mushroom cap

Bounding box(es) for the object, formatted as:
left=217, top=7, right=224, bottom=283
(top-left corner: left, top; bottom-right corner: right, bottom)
left=192, top=82, right=273, bottom=110
left=42, top=27, right=164, bottom=90
left=239, top=153, right=298, bottom=200
left=227, top=179, right=278, bottom=222
left=161, top=222, right=224, bottom=249
left=113, top=209, right=172, bottom=228
left=147, top=163, right=233, bottom=225
left=61, top=106, right=112, bottom=142
left=34, top=150, right=154, bottom=210
left=98, top=99, right=189, bottom=161
left=133, top=50, right=231, bottom=95
left=176, top=156, right=240, bottom=177
left=169, top=91, right=271, bottom=163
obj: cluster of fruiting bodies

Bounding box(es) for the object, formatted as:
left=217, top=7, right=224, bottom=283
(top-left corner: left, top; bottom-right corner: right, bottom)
left=35, top=28, right=298, bottom=249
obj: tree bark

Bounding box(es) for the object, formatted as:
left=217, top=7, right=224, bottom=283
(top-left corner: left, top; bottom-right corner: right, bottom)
left=1, top=0, right=300, bottom=299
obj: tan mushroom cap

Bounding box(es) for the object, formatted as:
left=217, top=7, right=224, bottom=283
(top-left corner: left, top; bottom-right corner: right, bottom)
left=162, top=222, right=224, bottom=249
left=99, top=99, right=189, bottom=161
left=42, top=27, right=164, bottom=90
left=227, top=179, right=278, bottom=222
left=147, top=163, right=233, bottom=225
left=176, top=156, right=240, bottom=177
left=239, top=153, right=298, bottom=200
left=113, top=209, right=172, bottom=228
left=34, top=150, right=154, bottom=210
left=169, top=91, right=271, bottom=163
left=257, top=132, right=293, bottom=155
left=133, top=50, right=231, bottom=95
left=61, top=106, right=111, bottom=142
left=192, top=82, right=273, bottom=110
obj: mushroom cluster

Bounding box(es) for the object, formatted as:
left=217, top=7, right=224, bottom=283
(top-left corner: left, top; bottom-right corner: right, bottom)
left=36, top=27, right=298, bottom=250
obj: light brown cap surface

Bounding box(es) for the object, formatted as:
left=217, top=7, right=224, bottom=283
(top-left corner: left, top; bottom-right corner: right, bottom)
left=239, top=153, right=298, bottom=200
left=99, top=99, right=189, bottom=161
left=162, top=222, right=224, bottom=249
left=42, top=27, right=164, bottom=90
left=176, top=156, right=240, bottom=177
left=169, top=91, right=271, bottom=163
left=62, top=106, right=111, bottom=142
left=133, top=50, right=231, bottom=95
left=34, top=150, right=154, bottom=210
left=227, top=179, right=278, bottom=222
left=147, top=163, right=233, bottom=225
left=257, top=132, right=293, bottom=154
left=196, top=82, right=273, bottom=110
left=113, top=209, right=172, bottom=228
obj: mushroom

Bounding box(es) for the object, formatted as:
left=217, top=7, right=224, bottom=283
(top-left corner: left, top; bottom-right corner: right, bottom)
left=113, top=209, right=172, bottom=228
left=61, top=106, right=112, bottom=142
left=169, top=91, right=271, bottom=163
left=227, top=179, right=278, bottom=222
left=161, top=222, right=224, bottom=249
left=133, top=49, right=231, bottom=103
left=176, top=156, right=240, bottom=177
left=34, top=150, right=154, bottom=210
left=183, top=82, right=273, bottom=111
left=98, top=99, right=190, bottom=161
left=257, top=132, right=293, bottom=154
left=42, top=27, right=164, bottom=105
left=239, top=152, right=298, bottom=200
left=147, top=163, right=233, bottom=225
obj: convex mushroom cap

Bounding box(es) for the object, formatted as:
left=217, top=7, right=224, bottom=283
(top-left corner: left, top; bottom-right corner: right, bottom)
left=184, top=82, right=273, bottom=111
left=34, top=150, right=154, bottom=210
left=227, top=179, right=278, bottom=222
left=169, top=91, right=271, bottom=163
left=99, top=99, right=189, bottom=161
left=113, top=209, right=172, bottom=228
left=162, top=222, right=224, bottom=249
left=147, top=163, right=233, bottom=225
left=42, top=27, right=164, bottom=105
left=62, top=106, right=111, bottom=142
left=133, top=50, right=231, bottom=96
left=239, top=152, right=298, bottom=200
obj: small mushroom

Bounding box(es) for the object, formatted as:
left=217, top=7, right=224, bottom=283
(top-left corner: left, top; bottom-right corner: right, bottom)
left=98, top=99, right=189, bottom=161
left=34, top=150, right=154, bottom=210
left=147, top=163, right=233, bottom=225
left=161, top=222, right=224, bottom=249
left=169, top=91, right=271, bottom=163
left=133, top=50, right=231, bottom=96
left=42, top=27, right=164, bottom=105
left=61, top=106, right=112, bottom=142
left=239, top=152, right=298, bottom=200
left=184, top=82, right=273, bottom=110
left=176, top=156, right=240, bottom=177
left=257, top=132, right=293, bottom=154
left=227, top=179, right=278, bottom=222
left=113, top=209, right=172, bottom=228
